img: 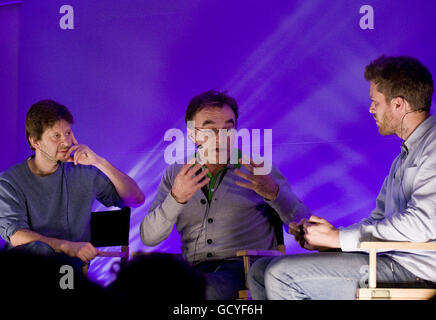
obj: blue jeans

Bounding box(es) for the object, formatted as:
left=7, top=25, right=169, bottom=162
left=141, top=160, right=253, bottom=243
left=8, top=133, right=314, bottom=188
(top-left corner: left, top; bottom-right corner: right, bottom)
left=10, top=241, right=83, bottom=271
left=194, top=259, right=245, bottom=300
left=248, top=252, right=435, bottom=300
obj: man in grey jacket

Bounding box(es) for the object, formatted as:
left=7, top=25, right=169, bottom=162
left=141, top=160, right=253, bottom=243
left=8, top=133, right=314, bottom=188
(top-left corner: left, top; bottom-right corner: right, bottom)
left=140, top=90, right=311, bottom=299
left=248, top=55, right=436, bottom=299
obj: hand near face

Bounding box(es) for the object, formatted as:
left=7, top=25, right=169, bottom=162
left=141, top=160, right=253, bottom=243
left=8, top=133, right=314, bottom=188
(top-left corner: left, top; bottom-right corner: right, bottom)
left=63, top=132, right=103, bottom=166
left=234, top=157, right=279, bottom=201
left=171, top=163, right=210, bottom=204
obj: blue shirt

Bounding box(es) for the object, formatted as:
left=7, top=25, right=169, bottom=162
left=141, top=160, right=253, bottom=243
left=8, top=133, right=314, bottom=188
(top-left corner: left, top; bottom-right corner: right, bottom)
left=0, top=159, right=123, bottom=245
left=340, top=114, right=436, bottom=282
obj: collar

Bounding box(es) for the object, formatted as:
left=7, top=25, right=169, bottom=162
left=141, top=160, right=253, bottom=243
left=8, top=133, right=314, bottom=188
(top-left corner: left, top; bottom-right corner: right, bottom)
left=192, top=148, right=242, bottom=170
left=402, top=114, right=436, bottom=155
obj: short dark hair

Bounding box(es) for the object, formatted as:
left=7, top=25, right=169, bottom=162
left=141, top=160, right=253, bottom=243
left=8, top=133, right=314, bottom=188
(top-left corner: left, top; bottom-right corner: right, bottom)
left=185, top=90, right=239, bottom=124
left=364, top=55, right=433, bottom=113
left=25, top=99, right=74, bottom=151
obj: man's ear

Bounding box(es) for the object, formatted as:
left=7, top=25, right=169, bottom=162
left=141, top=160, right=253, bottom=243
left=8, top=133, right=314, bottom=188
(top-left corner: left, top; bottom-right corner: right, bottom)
left=29, top=136, right=40, bottom=150
left=186, top=120, right=196, bottom=144
left=392, top=96, right=406, bottom=113
left=187, top=127, right=195, bottom=143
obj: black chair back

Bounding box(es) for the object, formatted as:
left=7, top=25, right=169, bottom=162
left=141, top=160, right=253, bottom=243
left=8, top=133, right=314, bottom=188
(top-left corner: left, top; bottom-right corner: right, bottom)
left=258, top=203, right=284, bottom=247
left=269, top=208, right=284, bottom=247
left=90, top=207, right=131, bottom=247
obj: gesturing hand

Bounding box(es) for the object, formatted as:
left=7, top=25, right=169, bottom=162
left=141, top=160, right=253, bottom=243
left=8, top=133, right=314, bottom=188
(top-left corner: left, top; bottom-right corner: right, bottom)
left=171, top=163, right=210, bottom=204
left=234, top=157, right=279, bottom=200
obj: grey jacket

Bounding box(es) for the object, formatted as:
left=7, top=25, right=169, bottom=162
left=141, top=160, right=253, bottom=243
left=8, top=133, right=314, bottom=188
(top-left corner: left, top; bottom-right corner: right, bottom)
left=140, top=162, right=311, bottom=264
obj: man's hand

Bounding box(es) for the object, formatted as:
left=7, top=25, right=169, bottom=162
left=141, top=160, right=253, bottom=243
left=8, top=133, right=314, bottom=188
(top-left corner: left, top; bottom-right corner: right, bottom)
left=64, top=132, right=103, bottom=166
left=171, top=163, right=210, bottom=204
left=10, top=230, right=100, bottom=263
left=303, top=215, right=341, bottom=249
left=289, top=219, right=308, bottom=248
left=61, top=241, right=100, bottom=263
left=289, top=219, right=325, bottom=251
left=234, top=157, right=279, bottom=201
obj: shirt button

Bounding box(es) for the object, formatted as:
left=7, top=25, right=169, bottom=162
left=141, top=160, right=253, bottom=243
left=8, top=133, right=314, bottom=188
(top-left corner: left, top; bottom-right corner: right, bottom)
left=207, top=239, right=213, bottom=244
left=208, top=218, right=213, bottom=224
left=200, top=199, right=206, bottom=205
left=207, top=253, right=213, bottom=258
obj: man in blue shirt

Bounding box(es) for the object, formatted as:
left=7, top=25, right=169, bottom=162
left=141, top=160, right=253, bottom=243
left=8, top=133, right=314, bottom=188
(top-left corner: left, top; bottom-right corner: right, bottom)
left=248, top=55, right=436, bottom=299
left=0, top=100, right=144, bottom=268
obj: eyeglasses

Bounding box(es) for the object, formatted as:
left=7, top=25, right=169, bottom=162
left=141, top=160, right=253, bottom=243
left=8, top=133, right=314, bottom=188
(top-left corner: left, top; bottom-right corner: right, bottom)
left=194, top=128, right=234, bottom=135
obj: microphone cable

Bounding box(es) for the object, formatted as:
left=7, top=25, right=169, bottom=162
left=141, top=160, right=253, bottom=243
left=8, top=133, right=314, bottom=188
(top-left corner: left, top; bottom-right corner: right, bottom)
left=61, top=161, right=72, bottom=241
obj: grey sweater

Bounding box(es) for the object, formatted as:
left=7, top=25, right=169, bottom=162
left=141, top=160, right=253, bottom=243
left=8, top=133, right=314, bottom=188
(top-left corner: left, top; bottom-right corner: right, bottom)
left=0, top=159, right=123, bottom=245
left=140, top=162, right=311, bottom=264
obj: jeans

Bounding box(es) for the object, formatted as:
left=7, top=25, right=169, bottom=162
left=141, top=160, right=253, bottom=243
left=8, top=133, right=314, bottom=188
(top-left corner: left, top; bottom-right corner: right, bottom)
left=10, top=240, right=83, bottom=272
left=248, top=252, right=436, bottom=300
left=194, top=259, right=246, bottom=300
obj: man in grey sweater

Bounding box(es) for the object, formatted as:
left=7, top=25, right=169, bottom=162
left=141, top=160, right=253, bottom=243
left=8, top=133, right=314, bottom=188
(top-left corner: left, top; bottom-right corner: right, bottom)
left=0, top=100, right=144, bottom=269
left=140, top=90, right=311, bottom=299
left=248, top=55, right=436, bottom=299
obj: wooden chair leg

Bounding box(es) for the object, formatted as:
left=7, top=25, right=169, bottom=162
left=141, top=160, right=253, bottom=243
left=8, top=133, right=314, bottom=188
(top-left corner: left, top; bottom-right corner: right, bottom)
left=369, top=248, right=377, bottom=289
left=121, top=245, right=129, bottom=264
left=82, top=263, right=89, bottom=276
left=242, top=255, right=250, bottom=288
left=237, top=255, right=251, bottom=300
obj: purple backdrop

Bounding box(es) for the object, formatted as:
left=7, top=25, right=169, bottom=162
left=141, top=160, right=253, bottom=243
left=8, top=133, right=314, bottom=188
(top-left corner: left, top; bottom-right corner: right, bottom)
left=1, top=0, right=435, bottom=285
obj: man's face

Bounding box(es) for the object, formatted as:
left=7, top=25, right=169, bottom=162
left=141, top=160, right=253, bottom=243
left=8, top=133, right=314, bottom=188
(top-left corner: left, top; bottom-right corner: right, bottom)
left=369, top=82, right=397, bottom=136
left=190, top=105, right=236, bottom=164
left=34, top=119, right=74, bottom=162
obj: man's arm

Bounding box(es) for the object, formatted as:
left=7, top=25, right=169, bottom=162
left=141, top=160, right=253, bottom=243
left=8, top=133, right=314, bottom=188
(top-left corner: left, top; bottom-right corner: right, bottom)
left=301, top=177, right=389, bottom=250
left=140, top=163, right=209, bottom=246
left=340, top=137, right=436, bottom=251
left=94, top=157, right=145, bottom=208
left=10, top=229, right=99, bottom=263
left=65, top=134, right=145, bottom=207
left=306, top=166, right=436, bottom=251
left=338, top=176, right=389, bottom=251
left=352, top=168, right=436, bottom=243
